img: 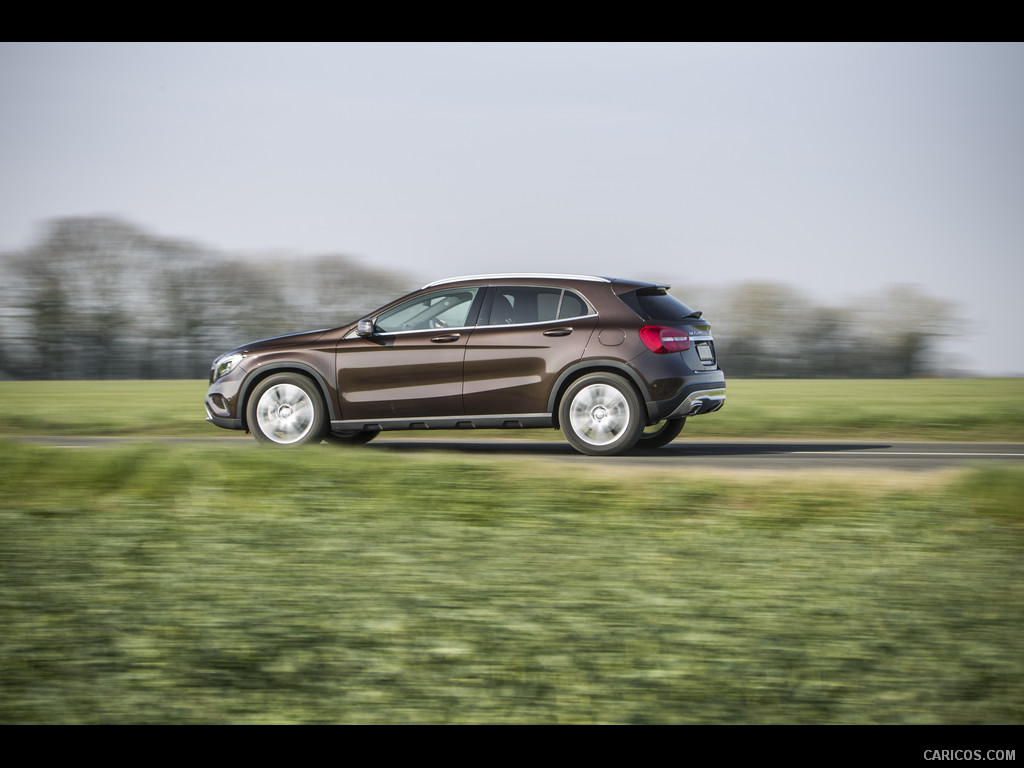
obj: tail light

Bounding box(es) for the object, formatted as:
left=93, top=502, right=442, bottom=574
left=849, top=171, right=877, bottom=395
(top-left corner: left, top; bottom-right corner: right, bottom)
left=639, top=325, right=691, bottom=354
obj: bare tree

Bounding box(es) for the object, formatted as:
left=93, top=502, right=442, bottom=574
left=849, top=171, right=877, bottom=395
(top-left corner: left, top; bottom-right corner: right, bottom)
left=703, top=281, right=959, bottom=378
left=0, top=218, right=956, bottom=380
left=0, top=217, right=415, bottom=380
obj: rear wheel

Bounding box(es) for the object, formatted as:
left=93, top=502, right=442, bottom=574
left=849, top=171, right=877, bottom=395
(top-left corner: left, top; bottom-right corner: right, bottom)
left=247, top=373, right=327, bottom=446
left=559, top=373, right=643, bottom=456
left=324, top=430, right=378, bottom=446
left=637, top=418, right=685, bottom=449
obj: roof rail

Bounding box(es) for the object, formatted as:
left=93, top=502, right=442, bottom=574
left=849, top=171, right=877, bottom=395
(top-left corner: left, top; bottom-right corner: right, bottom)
left=422, top=273, right=611, bottom=289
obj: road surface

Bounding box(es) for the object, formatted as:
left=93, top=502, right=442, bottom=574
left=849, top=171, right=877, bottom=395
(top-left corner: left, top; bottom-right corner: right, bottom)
left=16, top=436, right=1024, bottom=472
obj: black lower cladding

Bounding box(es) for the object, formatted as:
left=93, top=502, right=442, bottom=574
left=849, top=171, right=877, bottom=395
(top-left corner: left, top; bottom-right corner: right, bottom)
left=329, top=413, right=554, bottom=433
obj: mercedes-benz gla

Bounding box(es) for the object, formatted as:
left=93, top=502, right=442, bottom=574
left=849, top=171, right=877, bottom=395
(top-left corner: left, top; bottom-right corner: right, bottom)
left=205, top=274, right=726, bottom=455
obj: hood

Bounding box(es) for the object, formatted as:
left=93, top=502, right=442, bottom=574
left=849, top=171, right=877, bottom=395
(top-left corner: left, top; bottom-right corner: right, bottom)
left=230, top=328, right=330, bottom=356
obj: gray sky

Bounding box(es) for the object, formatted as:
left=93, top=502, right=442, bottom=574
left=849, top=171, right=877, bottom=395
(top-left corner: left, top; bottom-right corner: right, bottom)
left=2, top=42, right=1022, bottom=373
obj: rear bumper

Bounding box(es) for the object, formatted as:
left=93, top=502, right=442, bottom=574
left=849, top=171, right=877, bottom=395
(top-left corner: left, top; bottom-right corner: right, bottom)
left=666, top=387, right=726, bottom=418
left=645, top=370, right=726, bottom=422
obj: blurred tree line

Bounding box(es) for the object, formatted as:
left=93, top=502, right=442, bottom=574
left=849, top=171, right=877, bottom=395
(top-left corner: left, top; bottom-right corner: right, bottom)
left=0, top=217, right=414, bottom=379
left=0, top=216, right=958, bottom=379
left=694, top=281, right=958, bottom=378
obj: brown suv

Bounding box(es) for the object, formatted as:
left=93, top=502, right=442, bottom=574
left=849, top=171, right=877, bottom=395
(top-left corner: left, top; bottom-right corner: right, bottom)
left=205, top=274, right=725, bottom=455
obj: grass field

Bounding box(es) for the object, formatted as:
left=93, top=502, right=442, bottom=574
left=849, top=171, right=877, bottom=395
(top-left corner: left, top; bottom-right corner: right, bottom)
left=1, top=377, right=1023, bottom=441
left=2, top=439, right=1023, bottom=724
left=2, top=378, right=1022, bottom=723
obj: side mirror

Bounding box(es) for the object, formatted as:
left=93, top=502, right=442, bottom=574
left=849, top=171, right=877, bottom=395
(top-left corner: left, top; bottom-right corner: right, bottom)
left=356, top=318, right=375, bottom=338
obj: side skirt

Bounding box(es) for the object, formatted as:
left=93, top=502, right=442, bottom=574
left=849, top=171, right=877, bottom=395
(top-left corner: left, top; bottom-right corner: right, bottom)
left=330, top=413, right=553, bottom=432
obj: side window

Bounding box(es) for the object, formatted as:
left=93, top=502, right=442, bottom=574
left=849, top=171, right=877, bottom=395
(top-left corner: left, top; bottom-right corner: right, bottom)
left=486, top=287, right=591, bottom=325
left=375, top=288, right=479, bottom=333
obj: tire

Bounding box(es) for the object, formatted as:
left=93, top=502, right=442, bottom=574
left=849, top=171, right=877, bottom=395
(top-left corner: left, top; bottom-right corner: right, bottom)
left=324, top=430, right=378, bottom=446
left=247, top=373, right=327, bottom=446
left=559, top=373, right=643, bottom=456
left=637, top=418, right=685, bottom=449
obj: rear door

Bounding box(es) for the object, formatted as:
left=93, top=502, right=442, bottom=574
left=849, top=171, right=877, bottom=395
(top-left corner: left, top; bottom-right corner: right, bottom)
left=463, top=285, right=597, bottom=415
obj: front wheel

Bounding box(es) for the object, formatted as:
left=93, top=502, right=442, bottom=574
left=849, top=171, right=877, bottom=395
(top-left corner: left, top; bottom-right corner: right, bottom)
left=247, top=373, right=327, bottom=446
left=559, top=373, right=643, bottom=456
left=637, top=418, right=685, bottom=449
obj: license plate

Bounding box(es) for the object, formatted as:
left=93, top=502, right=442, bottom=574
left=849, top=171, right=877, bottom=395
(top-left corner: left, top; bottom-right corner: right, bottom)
left=696, top=342, right=714, bottom=363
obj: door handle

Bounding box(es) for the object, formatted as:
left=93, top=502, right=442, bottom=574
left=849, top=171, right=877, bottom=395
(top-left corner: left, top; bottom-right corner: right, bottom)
left=543, top=327, right=573, bottom=337
left=430, top=333, right=461, bottom=343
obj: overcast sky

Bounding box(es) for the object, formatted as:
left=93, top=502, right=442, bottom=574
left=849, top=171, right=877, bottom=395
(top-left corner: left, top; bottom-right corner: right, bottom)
left=2, top=42, right=1021, bottom=373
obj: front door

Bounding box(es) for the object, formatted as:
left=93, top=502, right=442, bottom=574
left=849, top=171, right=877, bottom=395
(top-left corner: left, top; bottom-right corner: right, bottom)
left=335, top=287, right=481, bottom=419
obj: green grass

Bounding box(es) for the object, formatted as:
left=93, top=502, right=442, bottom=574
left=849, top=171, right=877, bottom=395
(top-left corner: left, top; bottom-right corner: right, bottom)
left=0, top=380, right=212, bottom=436
left=1, top=378, right=1022, bottom=441
left=683, top=378, right=1024, bottom=441
left=1, top=440, right=1022, bottom=723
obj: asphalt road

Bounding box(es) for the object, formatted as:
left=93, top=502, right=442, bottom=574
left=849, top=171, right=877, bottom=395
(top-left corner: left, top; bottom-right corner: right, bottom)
left=17, top=435, right=1024, bottom=472
left=372, top=438, right=1024, bottom=471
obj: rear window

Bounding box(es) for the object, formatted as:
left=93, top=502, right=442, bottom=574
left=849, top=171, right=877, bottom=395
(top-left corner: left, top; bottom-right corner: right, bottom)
left=620, top=288, right=699, bottom=323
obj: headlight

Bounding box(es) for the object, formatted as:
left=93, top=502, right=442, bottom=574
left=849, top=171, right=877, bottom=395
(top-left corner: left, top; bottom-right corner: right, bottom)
left=212, top=353, right=244, bottom=381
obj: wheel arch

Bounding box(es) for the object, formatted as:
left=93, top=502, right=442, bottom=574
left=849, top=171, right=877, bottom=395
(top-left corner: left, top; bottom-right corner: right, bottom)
left=547, top=361, right=652, bottom=429
left=238, top=363, right=337, bottom=431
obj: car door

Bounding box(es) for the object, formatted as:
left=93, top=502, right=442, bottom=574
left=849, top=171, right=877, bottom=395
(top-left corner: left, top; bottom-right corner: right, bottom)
left=335, top=287, right=482, bottom=419
left=463, top=286, right=598, bottom=416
